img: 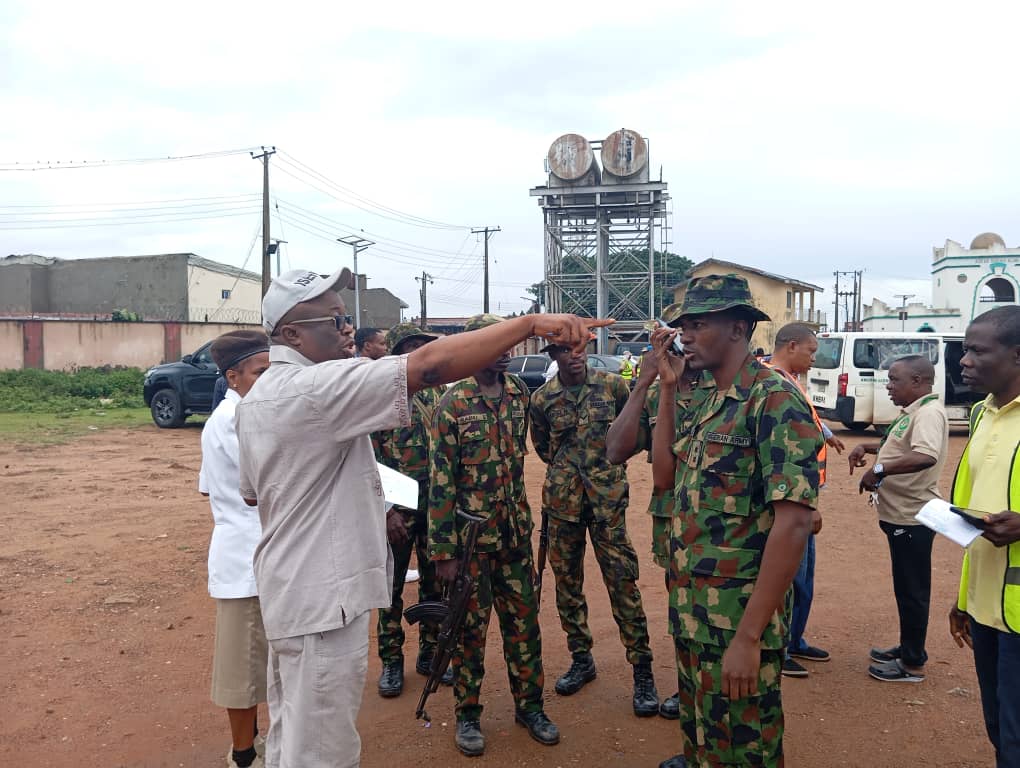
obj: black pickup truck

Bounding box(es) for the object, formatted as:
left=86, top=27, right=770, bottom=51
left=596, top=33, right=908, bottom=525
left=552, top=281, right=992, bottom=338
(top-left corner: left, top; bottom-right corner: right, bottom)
left=142, top=341, right=219, bottom=427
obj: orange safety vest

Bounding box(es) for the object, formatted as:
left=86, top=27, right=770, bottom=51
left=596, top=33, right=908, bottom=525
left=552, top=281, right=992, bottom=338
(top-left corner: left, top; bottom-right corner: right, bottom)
left=764, top=361, right=827, bottom=485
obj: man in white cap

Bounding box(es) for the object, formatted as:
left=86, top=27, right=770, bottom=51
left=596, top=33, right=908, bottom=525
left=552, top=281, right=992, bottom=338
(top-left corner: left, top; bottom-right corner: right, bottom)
left=235, top=267, right=611, bottom=768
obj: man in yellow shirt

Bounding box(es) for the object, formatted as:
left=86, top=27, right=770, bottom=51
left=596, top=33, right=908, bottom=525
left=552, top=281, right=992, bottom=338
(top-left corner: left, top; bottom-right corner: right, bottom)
left=947, top=306, right=1020, bottom=768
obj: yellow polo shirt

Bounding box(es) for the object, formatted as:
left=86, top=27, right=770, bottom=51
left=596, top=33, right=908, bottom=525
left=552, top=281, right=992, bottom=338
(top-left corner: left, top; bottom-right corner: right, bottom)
left=964, top=393, right=1020, bottom=631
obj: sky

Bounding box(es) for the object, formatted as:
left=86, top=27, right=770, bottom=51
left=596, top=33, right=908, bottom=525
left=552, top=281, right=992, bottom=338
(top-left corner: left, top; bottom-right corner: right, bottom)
left=1, top=0, right=1018, bottom=322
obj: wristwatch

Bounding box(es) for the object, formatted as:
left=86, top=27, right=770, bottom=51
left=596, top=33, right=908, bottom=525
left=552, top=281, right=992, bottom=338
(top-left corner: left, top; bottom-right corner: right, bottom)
left=873, top=462, right=886, bottom=478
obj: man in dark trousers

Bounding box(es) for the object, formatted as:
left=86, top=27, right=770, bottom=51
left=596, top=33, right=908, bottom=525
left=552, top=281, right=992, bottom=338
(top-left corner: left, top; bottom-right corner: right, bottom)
left=947, top=306, right=1020, bottom=767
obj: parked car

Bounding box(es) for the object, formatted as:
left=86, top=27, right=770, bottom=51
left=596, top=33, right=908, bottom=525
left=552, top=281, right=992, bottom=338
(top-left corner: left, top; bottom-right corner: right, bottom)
left=143, top=341, right=220, bottom=428
left=506, top=353, right=624, bottom=393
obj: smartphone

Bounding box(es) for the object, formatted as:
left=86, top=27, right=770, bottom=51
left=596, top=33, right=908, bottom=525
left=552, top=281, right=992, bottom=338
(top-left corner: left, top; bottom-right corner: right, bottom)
left=950, top=506, right=988, bottom=530
left=656, top=319, right=685, bottom=355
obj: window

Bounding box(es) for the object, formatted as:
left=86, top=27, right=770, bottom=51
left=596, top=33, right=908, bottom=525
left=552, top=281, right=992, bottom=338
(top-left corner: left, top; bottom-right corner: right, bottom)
left=221, top=289, right=232, bottom=299
left=813, top=337, right=842, bottom=369
left=979, top=277, right=1015, bottom=303
left=193, top=344, right=214, bottom=365
left=853, top=338, right=938, bottom=369
left=523, top=357, right=548, bottom=373
left=786, top=291, right=792, bottom=309
left=505, top=357, right=525, bottom=373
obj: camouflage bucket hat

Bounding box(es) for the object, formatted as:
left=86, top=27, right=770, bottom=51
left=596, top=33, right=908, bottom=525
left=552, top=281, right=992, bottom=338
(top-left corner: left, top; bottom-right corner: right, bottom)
left=672, top=273, right=770, bottom=325
left=463, top=313, right=504, bottom=332
left=386, top=322, right=437, bottom=354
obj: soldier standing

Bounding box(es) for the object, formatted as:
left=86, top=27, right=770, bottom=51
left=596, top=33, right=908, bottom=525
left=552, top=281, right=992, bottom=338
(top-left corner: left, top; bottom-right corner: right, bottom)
left=429, top=314, right=559, bottom=757
left=530, top=342, right=659, bottom=717
left=651, top=274, right=821, bottom=768
left=371, top=323, right=452, bottom=697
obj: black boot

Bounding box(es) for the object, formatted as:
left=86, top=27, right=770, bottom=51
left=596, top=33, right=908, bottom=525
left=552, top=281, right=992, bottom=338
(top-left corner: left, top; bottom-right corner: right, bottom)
left=659, top=691, right=681, bottom=719
left=515, top=710, right=560, bottom=745
left=632, top=661, right=659, bottom=717
left=659, top=756, right=688, bottom=768
left=555, top=652, right=597, bottom=695
left=416, top=649, right=454, bottom=686
left=455, top=720, right=485, bottom=757
left=377, top=659, right=403, bottom=698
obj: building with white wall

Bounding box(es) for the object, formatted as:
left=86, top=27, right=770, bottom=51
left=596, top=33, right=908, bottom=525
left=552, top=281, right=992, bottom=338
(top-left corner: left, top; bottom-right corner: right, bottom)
left=863, top=232, right=1020, bottom=332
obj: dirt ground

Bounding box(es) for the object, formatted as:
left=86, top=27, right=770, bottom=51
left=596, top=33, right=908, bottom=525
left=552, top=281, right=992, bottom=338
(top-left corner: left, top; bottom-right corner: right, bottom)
left=0, top=422, right=995, bottom=767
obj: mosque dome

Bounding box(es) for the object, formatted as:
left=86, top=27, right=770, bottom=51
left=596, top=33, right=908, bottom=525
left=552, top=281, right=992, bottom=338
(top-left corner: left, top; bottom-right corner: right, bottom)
left=970, top=232, right=1006, bottom=250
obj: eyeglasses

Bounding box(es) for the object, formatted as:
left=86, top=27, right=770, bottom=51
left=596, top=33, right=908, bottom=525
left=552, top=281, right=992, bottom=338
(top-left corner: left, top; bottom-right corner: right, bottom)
left=286, top=315, right=354, bottom=331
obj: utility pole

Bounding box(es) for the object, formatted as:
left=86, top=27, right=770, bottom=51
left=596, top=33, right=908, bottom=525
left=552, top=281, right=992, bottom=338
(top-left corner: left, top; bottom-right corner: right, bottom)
left=472, top=226, right=501, bottom=313
left=415, top=272, right=434, bottom=329
left=894, top=293, right=915, bottom=331
left=251, top=146, right=276, bottom=297
left=337, top=235, right=374, bottom=328
left=834, top=270, right=862, bottom=331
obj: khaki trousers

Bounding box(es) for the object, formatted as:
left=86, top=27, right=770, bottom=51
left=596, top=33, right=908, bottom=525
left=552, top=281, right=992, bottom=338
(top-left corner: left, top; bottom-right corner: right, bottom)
left=264, top=612, right=369, bottom=768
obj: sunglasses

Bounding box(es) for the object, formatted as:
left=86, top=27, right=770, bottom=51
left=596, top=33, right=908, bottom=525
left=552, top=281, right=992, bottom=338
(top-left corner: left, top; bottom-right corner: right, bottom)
left=286, top=314, right=354, bottom=331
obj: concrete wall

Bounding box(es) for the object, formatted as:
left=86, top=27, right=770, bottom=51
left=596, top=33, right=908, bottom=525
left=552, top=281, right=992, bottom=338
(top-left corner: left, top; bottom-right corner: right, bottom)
left=44, top=253, right=190, bottom=320
left=0, top=320, right=262, bottom=370
left=187, top=266, right=262, bottom=324
left=0, top=321, right=24, bottom=369
left=0, top=264, right=48, bottom=314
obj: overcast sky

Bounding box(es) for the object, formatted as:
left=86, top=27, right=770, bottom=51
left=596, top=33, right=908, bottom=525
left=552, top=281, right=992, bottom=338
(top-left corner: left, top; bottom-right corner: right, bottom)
left=2, top=0, right=1017, bottom=321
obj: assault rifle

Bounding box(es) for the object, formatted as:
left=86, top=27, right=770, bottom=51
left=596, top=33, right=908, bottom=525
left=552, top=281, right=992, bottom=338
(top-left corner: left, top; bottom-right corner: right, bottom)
left=534, top=509, right=549, bottom=610
left=404, top=509, right=485, bottom=723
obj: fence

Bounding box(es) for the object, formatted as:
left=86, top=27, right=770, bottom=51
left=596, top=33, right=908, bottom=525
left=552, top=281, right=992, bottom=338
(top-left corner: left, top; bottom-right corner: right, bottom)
left=0, top=319, right=262, bottom=371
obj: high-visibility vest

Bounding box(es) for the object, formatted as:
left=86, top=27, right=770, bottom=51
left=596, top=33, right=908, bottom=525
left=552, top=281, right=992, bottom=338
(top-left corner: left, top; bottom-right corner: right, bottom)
left=620, top=359, right=634, bottom=381
left=951, top=402, right=1020, bottom=633
left=764, top=362, right=827, bottom=485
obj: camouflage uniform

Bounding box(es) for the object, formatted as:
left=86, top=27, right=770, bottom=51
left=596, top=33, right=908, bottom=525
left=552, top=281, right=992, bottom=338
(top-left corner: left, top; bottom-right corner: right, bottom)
left=371, top=385, right=443, bottom=663
left=668, top=357, right=820, bottom=766
left=637, top=378, right=698, bottom=570
left=530, top=367, right=653, bottom=665
left=428, top=362, right=545, bottom=722
left=665, top=274, right=821, bottom=767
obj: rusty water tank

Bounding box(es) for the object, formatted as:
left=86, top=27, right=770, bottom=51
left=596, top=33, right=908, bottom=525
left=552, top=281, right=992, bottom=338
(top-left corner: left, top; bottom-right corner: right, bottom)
left=601, top=128, right=648, bottom=181
left=547, top=133, right=599, bottom=184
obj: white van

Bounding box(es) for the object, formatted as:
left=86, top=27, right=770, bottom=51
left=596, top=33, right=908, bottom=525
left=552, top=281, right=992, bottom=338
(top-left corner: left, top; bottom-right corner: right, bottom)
left=806, top=331, right=979, bottom=432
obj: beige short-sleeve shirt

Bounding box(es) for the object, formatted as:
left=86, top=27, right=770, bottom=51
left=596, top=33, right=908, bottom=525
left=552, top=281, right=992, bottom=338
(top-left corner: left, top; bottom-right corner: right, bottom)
left=236, top=345, right=410, bottom=640
left=875, top=395, right=948, bottom=525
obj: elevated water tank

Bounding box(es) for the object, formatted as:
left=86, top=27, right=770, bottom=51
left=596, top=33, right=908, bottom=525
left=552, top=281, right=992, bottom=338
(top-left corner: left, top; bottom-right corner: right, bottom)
left=546, top=133, right=600, bottom=187
left=601, top=128, right=648, bottom=183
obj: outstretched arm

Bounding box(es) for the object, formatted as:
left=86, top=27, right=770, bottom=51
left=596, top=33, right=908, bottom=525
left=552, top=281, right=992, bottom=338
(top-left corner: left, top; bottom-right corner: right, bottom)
left=406, top=314, right=612, bottom=393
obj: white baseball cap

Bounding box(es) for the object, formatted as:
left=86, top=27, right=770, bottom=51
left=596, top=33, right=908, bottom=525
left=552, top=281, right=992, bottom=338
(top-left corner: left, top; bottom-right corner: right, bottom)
left=262, top=266, right=354, bottom=333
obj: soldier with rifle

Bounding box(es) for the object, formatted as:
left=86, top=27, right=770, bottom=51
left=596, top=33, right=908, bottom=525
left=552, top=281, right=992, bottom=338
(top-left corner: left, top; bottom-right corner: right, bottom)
left=428, top=314, right=560, bottom=757
left=529, top=341, right=659, bottom=718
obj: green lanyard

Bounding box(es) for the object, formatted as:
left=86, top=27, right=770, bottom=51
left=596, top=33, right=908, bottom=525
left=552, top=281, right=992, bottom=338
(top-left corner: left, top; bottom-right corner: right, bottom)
left=880, top=393, right=939, bottom=447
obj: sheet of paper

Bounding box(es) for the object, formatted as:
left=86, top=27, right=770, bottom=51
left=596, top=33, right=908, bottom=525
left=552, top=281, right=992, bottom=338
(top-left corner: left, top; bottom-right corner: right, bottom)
left=376, top=462, right=419, bottom=510
left=915, top=498, right=983, bottom=548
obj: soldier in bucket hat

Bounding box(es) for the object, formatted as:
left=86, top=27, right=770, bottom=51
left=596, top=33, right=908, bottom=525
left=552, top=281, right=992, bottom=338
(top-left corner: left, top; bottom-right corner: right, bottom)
left=649, top=274, right=822, bottom=768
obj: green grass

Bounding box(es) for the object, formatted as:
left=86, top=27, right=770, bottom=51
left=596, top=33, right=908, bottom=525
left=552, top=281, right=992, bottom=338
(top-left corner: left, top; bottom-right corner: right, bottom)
left=0, top=407, right=154, bottom=445
left=0, top=367, right=145, bottom=412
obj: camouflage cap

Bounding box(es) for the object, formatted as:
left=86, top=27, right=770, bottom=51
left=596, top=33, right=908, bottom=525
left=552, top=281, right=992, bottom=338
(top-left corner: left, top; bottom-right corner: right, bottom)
left=386, top=322, right=438, bottom=354
left=463, top=313, right=504, bottom=332
left=671, top=273, right=770, bottom=325
left=661, top=301, right=685, bottom=326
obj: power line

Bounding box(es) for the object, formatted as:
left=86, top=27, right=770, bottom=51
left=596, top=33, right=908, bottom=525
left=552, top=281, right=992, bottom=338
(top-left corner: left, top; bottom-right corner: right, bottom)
left=0, top=207, right=261, bottom=230
left=277, top=151, right=469, bottom=231
left=0, top=193, right=260, bottom=209
left=0, top=147, right=259, bottom=171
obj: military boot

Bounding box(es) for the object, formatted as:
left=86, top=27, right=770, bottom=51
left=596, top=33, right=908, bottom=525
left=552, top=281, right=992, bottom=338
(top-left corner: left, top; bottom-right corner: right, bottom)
left=659, top=756, right=688, bottom=768
left=555, top=652, right=597, bottom=695
left=455, top=720, right=485, bottom=757
left=377, top=659, right=403, bottom=698
left=632, top=661, right=660, bottom=717
left=416, top=649, right=454, bottom=686
left=515, top=710, right=560, bottom=746
left=659, top=691, right=681, bottom=719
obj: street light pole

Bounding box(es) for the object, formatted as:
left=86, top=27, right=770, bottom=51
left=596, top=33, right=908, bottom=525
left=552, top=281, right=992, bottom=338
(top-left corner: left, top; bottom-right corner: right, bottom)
left=337, top=236, right=375, bottom=328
